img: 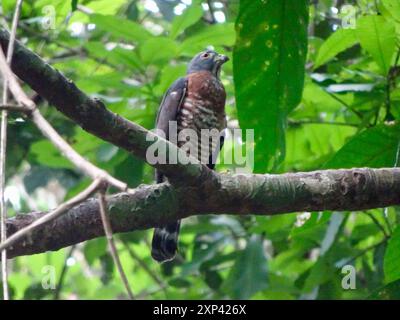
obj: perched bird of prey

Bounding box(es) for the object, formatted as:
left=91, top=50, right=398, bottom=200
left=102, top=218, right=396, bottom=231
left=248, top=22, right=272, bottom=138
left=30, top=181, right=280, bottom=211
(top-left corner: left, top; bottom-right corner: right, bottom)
left=151, top=50, right=229, bottom=263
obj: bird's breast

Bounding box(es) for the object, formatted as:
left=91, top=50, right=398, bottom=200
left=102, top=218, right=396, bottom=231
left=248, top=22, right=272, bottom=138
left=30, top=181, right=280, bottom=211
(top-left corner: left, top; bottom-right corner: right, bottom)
left=176, top=72, right=227, bottom=163
left=176, top=98, right=224, bottom=164
left=177, top=72, right=226, bottom=164
left=186, top=71, right=226, bottom=109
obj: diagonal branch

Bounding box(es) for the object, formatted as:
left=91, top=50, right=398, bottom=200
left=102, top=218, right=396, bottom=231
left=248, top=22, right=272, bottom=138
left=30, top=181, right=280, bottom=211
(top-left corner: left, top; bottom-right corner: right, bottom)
left=0, top=29, right=211, bottom=186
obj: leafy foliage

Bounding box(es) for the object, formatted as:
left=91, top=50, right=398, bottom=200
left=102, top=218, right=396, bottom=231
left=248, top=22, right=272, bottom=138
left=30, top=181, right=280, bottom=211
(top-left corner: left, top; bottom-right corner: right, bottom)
left=384, top=226, right=400, bottom=283
left=3, top=0, right=400, bottom=300
left=234, top=0, right=309, bottom=172
left=223, top=235, right=268, bottom=299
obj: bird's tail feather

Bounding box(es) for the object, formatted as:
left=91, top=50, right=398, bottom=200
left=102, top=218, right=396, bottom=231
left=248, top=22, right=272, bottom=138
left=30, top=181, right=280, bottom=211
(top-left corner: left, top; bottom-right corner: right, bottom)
left=151, top=221, right=181, bottom=263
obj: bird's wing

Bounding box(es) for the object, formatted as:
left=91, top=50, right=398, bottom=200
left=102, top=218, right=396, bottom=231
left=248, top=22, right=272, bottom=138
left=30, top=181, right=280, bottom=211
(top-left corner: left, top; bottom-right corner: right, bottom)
left=155, top=77, right=187, bottom=137
left=155, top=77, right=187, bottom=183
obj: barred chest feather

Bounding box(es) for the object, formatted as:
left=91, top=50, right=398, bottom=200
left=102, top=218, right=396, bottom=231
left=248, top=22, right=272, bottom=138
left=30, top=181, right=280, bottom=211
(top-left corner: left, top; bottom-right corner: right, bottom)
left=177, top=71, right=226, bottom=164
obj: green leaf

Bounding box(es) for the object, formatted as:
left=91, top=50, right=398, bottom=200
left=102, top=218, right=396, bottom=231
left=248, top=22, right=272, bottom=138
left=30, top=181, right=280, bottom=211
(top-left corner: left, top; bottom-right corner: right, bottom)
left=96, top=144, right=119, bottom=162
left=180, top=23, right=235, bottom=54
left=204, top=270, right=223, bottom=290
left=291, top=212, right=331, bottom=250
left=384, top=226, right=400, bottom=283
left=170, top=3, right=203, bottom=39
left=113, top=153, right=144, bottom=188
left=90, top=14, right=151, bottom=43
left=356, top=15, right=396, bottom=74
left=84, top=41, right=143, bottom=70
left=223, top=235, right=268, bottom=299
left=100, top=255, right=114, bottom=284
left=71, top=0, right=78, bottom=12
left=84, top=238, right=107, bottom=265
left=23, top=282, right=50, bottom=300
left=169, top=278, right=191, bottom=288
left=30, top=140, right=74, bottom=169
left=154, top=64, right=187, bottom=96
left=250, top=214, right=296, bottom=241
left=301, top=256, right=336, bottom=293
left=314, top=28, right=358, bottom=68
left=68, top=0, right=127, bottom=22
left=368, top=279, right=400, bottom=299
left=126, top=1, right=139, bottom=21
left=381, top=0, right=400, bottom=22
left=140, top=37, right=179, bottom=64
left=233, top=0, right=309, bottom=172
left=324, top=123, right=400, bottom=168
left=181, top=236, right=225, bottom=276
left=76, top=72, right=127, bottom=93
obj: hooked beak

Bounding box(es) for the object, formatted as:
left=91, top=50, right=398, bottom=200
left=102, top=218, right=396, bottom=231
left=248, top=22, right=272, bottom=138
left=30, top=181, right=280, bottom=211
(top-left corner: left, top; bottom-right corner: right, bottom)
left=213, top=53, right=229, bottom=78
left=215, top=54, right=229, bottom=65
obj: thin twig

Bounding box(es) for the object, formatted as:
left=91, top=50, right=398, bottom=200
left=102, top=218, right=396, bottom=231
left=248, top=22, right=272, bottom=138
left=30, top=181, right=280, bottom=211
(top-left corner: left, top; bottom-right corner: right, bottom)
left=339, top=239, right=387, bottom=267
left=0, top=45, right=35, bottom=110
left=0, top=98, right=8, bottom=300
left=326, top=91, right=364, bottom=119
left=0, top=179, right=101, bottom=253
left=0, top=99, right=8, bottom=301
left=0, top=104, right=29, bottom=112
left=363, top=211, right=389, bottom=238
left=1, top=0, right=23, bottom=300
left=288, top=119, right=360, bottom=127
left=98, top=191, right=134, bottom=300
left=385, top=78, right=392, bottom=120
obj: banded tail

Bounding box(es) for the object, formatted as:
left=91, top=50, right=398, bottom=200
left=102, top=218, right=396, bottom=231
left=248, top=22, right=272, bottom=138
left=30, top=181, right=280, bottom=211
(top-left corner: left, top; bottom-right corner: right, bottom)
left=151, top=220, right=181, bottom=263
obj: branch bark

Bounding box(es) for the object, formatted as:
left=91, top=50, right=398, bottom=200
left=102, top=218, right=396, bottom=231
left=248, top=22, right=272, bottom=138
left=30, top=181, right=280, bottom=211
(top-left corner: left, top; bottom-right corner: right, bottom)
left=3, top=168, right=400, bottom=259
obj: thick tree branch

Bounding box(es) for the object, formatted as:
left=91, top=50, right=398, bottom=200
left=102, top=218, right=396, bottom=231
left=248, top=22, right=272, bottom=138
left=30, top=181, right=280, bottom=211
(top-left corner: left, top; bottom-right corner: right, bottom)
left=0, top=29, right=211, bottom=186
left=3, top=168, right=400, bottom=259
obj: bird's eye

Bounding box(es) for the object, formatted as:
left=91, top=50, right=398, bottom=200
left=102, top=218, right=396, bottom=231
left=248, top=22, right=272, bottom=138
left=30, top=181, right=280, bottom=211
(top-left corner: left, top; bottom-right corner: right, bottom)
left=201, top=53, right=210, bottom=59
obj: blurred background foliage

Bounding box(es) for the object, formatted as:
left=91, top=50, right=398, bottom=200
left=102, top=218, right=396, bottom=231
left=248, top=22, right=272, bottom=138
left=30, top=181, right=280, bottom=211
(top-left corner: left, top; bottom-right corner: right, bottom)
left=1, top=0, right=400, bottom=299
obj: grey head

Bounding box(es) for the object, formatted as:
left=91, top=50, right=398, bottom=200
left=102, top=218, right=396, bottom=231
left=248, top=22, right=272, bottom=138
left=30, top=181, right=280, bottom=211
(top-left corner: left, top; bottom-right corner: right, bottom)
left=187, top=50, right=229, bottom=78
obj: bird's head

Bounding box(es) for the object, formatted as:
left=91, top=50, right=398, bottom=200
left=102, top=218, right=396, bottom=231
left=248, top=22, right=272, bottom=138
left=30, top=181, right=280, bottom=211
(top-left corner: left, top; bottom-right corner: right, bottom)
left=187, top=50, right=229, bottom=78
